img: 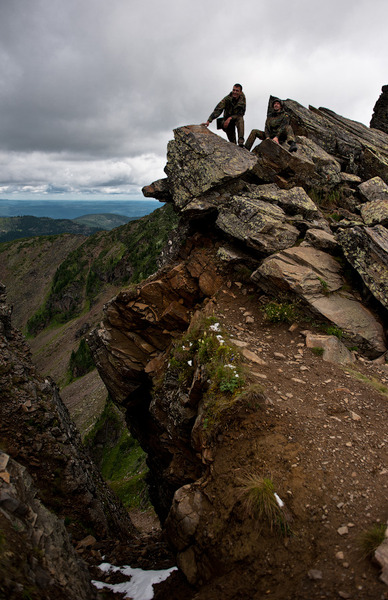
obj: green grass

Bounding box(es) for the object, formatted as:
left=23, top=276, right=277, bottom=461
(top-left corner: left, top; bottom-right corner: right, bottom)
left=359, top=523, right=386, bottom=558
left=26, top=204, right=179, bottom=335
left=85, top=401, right=151, bottom=510
left=345, top=367, right=388, bottom=398
left=239, top=473, right=290, bottom=535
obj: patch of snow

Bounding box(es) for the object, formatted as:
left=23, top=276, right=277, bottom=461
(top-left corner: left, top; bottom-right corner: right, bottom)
left=92, top=563, right=177, bottom=600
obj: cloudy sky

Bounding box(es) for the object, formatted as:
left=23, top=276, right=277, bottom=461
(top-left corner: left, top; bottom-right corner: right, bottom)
left=0, top=0, right=386, bottom=201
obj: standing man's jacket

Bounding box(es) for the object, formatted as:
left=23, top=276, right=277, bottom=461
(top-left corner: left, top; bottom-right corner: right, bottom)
left=208, top=91, right=246, bottom=123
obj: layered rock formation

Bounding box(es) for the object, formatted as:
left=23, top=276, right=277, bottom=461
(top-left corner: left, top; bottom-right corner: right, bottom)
left=90, top=97, right=388, bottom=594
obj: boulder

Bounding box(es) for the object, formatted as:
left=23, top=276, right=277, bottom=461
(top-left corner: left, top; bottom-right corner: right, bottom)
left=252, top=246, right=386, bottom=357
left=337, top=224, right=388, bottom=310
left=370, top=85, right=388, bottom=134
left=142, top=177, right=172, bottom=201
left=164, top=125, right=257, bottom=209
left=304, top=228, right=339, bottom=252
left=358, top=176, right=388, bottom=226
left=216, top=195, right=300, bottom=256
left=251, top=136, right=341, bottom=191
left=305, top=333, right=355, bottom=364
left=244, top=183, right=321, bottom=220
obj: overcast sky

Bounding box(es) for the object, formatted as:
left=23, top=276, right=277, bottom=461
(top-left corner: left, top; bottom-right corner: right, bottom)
left=0, top=0, right=386, bottom=201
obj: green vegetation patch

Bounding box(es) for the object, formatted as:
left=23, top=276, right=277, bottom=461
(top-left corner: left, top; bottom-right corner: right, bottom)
left=67, top=338, right=95, bottom=383
left=85, top=401, right=151, bottom=510
left=263, top=300, right=298, bottom=324
left=26, top=204, right=179, bottom=335
left=167, top=316, right=261, bottom=436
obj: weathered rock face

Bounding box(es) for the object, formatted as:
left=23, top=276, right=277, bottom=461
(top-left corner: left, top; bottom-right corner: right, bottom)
left=0, top=285, right=137, bottom=598
left=164, top=125, right=257, bottom=209
left=252, top=136, right=342, bottom=191
left=370, top=85, right=388, bottom=134
left=358, top=176, right=388, bottom=226
left=0, top=452, right=94, bottom=600
left=337, top=224, right=388, bottom=311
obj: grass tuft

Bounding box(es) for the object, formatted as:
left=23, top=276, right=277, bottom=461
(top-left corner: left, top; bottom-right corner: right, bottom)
left=359, top=523, right=386, bottom=558
left=238, top=473, right=290, bottom=535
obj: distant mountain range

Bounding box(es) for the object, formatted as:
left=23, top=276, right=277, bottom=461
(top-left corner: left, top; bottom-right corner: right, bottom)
left=0, top=213, right=135, bottom=242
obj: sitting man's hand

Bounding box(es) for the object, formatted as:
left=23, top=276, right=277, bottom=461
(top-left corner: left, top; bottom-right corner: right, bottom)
left=201, top=121, right=210, bottom=127
left=223, top=117, right=232, bottom=129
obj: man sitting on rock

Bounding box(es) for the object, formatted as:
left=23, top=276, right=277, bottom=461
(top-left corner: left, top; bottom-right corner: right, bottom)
left=202, top=84, right=246, bottom=147
left=245, top=97, right=297, bottom=152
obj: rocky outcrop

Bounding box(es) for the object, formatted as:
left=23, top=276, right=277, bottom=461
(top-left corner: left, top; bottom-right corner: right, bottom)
left=284, top=99, right=388, bottom=182
left=0, top=285, right=137, bottom=598
left=370, top=85, right=388, bottom=134
left=252, top=136, right=342, bottom=191
left=0, top=452, right=94, bottom=600
left=91, top=97, right=388, bottom=592
left=251, top=245, right=385, bottom=357
left=164, top=124, right=257, bottom=209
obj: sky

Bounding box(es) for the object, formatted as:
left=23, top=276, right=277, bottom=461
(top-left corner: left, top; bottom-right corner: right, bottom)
left=0, top=0, right=386, bottom=201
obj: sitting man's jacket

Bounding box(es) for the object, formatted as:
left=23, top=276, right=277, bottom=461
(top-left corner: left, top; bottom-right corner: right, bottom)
left=265, top=108, right=291, bottom=139
left=208, top=92, right=246, bottom=123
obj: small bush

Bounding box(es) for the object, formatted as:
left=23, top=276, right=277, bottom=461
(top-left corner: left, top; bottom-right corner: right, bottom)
left=264, top=301, right=297, bottom=324
left=325, top=325, right=343, bottom=339
left=359, top=523, right=386, bottom=558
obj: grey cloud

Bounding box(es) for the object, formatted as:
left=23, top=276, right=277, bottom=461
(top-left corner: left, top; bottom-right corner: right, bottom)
left=0, top=0, right=386, bottom=199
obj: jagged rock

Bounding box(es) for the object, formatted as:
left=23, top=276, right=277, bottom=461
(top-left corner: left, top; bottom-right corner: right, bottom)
left=305, top=333, right=355, bottom=364
left=251, top=246, right=386, bottom=356
left=244, top=183, right=321, bottom=220
left=216, top=195, right=300, bottom=256
left=337, top=224, right=388, bottom=310
left=0, top=283, right=136, bottom=552
left=283, top=99, right=388, bottom=182
left=370, top=85, right=388, bottom=134
left=164, top=125, right=257, bottom=209
left=358, top=176, right=388, bottom=202
left=89, top=245, right=223, bottom=406
left=357, top=176, right=388, bottom=226
left=0, top=452, right=95, bottom=600
left=142, top=177, right=172, bottom=201
left=251, top=136, right=341, bottom=191
left=304, top=228, right=339, bottom=252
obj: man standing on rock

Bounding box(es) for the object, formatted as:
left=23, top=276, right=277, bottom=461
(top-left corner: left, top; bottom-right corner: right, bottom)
left=202, top=84, right=246, bottom=147
left=245, top=98, right=297, bottom=152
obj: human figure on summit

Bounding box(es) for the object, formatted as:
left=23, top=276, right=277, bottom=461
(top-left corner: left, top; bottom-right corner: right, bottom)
left=202, top=84, right=246, bottom=147
left=245, top=97, right=297, bottom=152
